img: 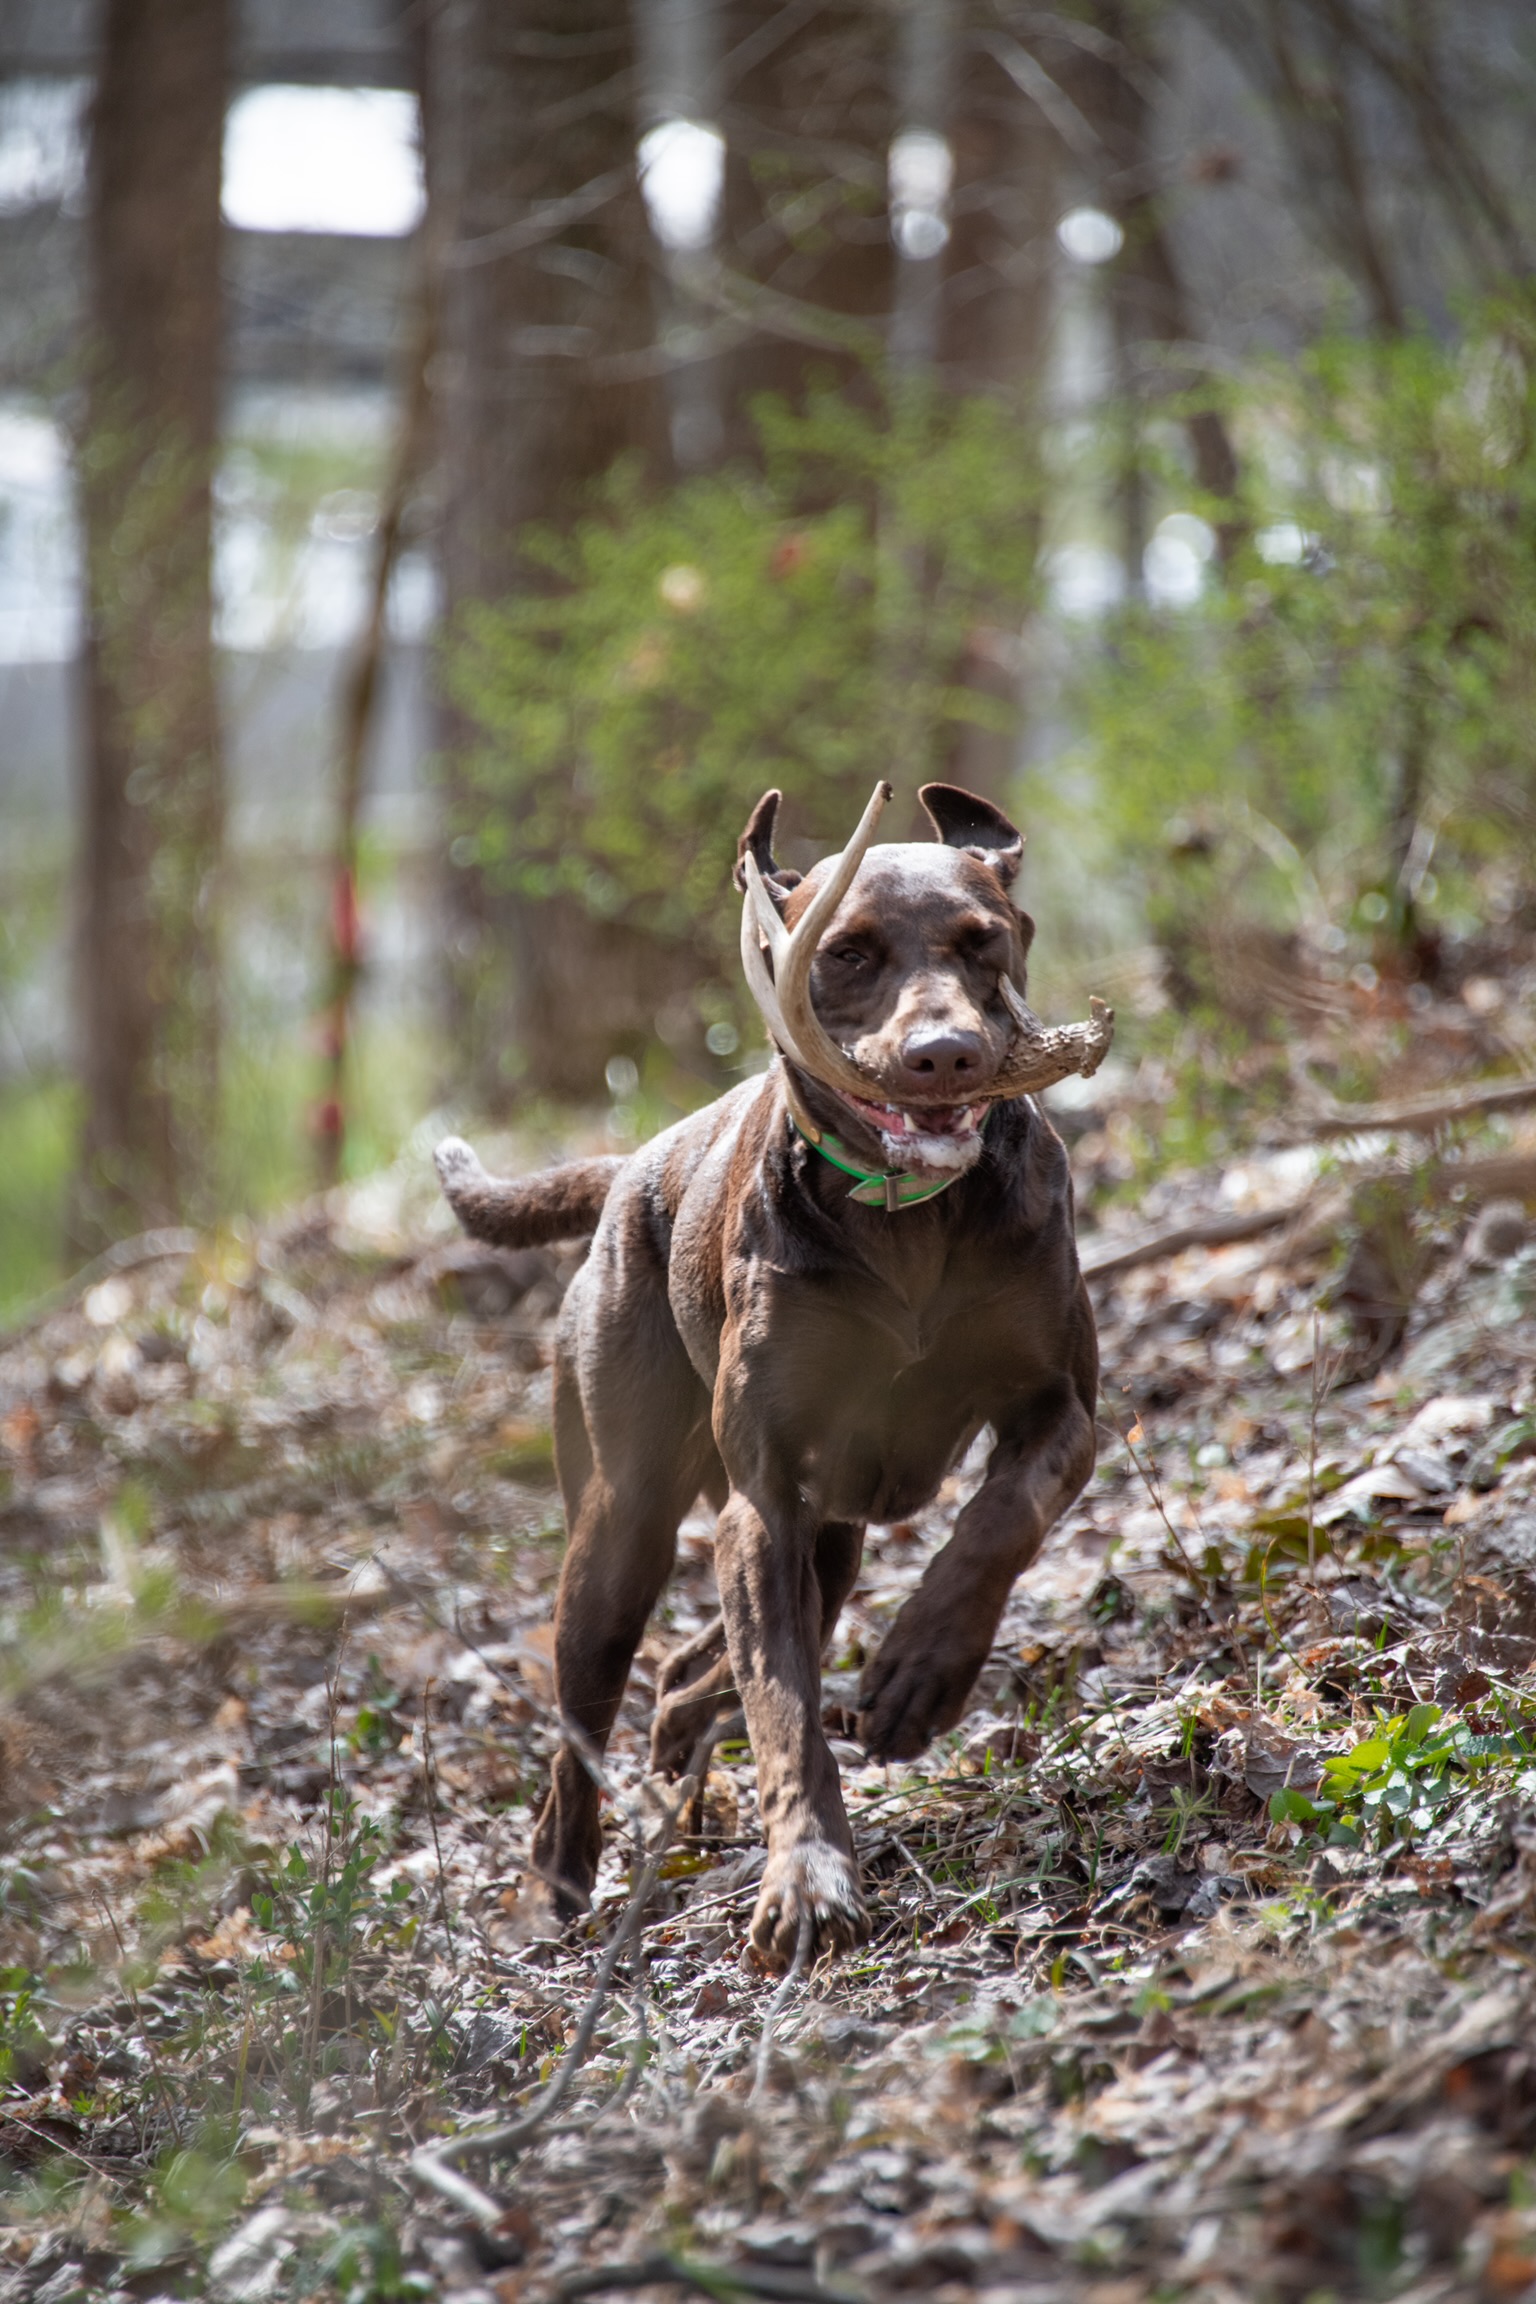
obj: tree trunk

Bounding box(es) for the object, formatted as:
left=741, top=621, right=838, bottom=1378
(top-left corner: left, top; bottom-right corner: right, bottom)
left=935, top=11, right=1061, bottom=796
left=427, top=0, right=678, bottom=1104
left=74, top=0, right=229, bottom=1248
left=715, top=0, right=897, bottom=462
left=1069, top=6, right=1245, bottom=568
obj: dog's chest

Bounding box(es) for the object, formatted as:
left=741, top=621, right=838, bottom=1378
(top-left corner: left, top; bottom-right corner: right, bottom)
left=757, top=1254, right=1045, bottom=1518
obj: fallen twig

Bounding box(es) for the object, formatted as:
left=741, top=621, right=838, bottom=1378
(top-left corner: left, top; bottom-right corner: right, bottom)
left=1080, top=1145, right=1536, bottom=1284
left=409, top=1715, right=722, bottom=2224
left=1111, top=1406, right=1210, bottom=1601
left=751, top=1907, right=814, bottom=2099
left=420, top=1679, right=460, bottom=1971
left=1298, top=1072, right=1536, bottom=1137
left=1080, top=1201, right=1309, bottom=1280
left=559, top=2253, right=864, bottom=2303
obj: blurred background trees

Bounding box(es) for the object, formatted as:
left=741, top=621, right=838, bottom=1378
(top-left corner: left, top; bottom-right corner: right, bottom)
left=1, top=0, right=1535, bottom=1303
left=76, top=0, right=229, bottom=1247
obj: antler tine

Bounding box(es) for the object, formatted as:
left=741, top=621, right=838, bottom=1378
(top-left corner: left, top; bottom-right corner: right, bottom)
left=782, top=780, right=892, bottom=962
left=770, top=781, right=894, bottom=1099
left=739, top=854, right=795, bottom=1051
left=994, top=979, right=1115, bottom=1095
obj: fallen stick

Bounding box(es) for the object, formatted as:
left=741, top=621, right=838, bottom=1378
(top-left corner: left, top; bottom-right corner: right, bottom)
left=1080, top=1149, right=1536, bottom=1284
left=1, top=1227, right=200, bottom=1343
left=1080, top=1202, right=1307, bottom=1280
left=559, top=2254, right=863, bottom=2304
left=1298, top=1073, right=1536, bottom=1137
left=409, top=1715, right=722, bottom=2227
left=1438, top=1153, right=1536, bottom=1204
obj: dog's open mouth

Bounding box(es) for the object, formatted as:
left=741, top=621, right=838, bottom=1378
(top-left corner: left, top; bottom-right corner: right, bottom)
left=835, top=1091, right=989, bottom=1175
left=839, top=1094, right=985, bottom=1141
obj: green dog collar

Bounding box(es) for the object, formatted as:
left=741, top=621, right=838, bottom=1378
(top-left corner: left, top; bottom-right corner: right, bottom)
left=784, top=1086, right=964, bottom=1212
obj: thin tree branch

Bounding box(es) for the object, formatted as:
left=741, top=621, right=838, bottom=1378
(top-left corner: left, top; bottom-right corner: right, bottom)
left=409, top=1716, right=723, bottom=2225
left=1299, top=1075, right=1536, bottom=1138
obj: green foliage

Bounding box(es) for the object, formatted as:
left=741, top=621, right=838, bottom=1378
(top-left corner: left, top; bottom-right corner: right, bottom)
left=122, top=2140, right=248, bottom=2274
left=445, top=299, right=1536, bottom=1036
left=0, top=1076, right=76, bottom=1324
left=250, top=1790, right=417, bottom=1993
left=0, top=1967, right=51, bottom=2094
left=1269, top=1701, right=1536, bottom=1848
left=316, top=2219, right=433, bottom=2304
left=1061, top=302, right=1536, bottom=953
left=447, top=382, right=1043, bottom=970
left=238, top=1784, right=426, bottom=2124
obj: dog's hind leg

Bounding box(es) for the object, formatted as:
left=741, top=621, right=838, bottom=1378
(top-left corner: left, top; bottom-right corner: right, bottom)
left=813, top=1520, right=864, bottom=1644
left=531, top=1303, right=714, bottom=1916
left=650, top=1615, right=731, bottom=1775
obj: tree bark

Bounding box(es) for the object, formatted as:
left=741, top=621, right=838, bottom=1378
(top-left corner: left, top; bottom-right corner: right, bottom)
left=74, top=0, right=229, bottom=1248
left=1067, top=6, right=1245, bottom=569
left=427, top=0, right=678, bottom=1103
left=714, top=0, right=897, bottom=461
left=939, top=14, right=1059, bottom=398
left=936, top=11, right=1060, bottom=796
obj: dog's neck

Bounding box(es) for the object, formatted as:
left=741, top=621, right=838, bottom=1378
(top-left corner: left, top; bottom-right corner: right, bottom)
left=779, top=1059, right=995, bottom=1209
left=781, top=1070, right=960, bottom=1210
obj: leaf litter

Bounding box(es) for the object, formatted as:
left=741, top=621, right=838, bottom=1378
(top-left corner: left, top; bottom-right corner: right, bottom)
left=0, top=1072, right=1534, bottom=2302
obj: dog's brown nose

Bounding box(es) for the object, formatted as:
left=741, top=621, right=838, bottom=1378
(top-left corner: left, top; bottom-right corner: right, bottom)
left=897, top=1028, right=986, bottom=1098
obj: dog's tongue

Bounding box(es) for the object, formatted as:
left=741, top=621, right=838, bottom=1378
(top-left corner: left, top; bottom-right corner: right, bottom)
left=845, top=1096, right=984, bottom=1141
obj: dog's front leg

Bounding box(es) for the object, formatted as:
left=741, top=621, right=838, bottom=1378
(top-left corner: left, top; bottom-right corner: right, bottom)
left=858, top=1381, right=1096, bottom=1762
left=714, top=1489, right=869, bottom=1968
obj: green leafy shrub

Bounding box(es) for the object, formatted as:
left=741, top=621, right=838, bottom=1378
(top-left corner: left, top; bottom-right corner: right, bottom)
left=1060, top=300, right=1536, bottom=974
left=447, top=382, right=1043, bottom=981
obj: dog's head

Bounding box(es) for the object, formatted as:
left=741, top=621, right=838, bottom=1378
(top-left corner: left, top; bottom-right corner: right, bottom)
left=735, top=783, right=1107, bottom=1179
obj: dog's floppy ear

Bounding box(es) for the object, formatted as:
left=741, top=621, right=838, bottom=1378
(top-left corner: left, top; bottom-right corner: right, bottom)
left=733, top=788, right=804, bottom=904
left=919, top=783, right=1025, bottom=889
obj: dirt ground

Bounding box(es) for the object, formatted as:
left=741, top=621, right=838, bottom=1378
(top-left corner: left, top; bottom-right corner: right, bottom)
left=3, top=995, right=1536, bottom=2304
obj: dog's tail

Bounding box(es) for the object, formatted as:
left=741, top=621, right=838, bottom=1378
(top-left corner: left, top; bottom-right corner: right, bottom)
left=434, top=1135, right=622, bottom=1248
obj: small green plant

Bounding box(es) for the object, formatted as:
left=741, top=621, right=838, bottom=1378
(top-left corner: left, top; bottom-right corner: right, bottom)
left=1270, top=1702, right=1536, bottom=1848
left=121, top=2139, right=249, bottom=2277
left=247, top=1786, right=419, bottom=2115
left=0, top=1968, right=52, bottom=2093
left=349, top=1654, right=407, bottom=1756
left=315, top=2217, right=433, bottom=2303
left=252, top=1794, right=415, bottom=1981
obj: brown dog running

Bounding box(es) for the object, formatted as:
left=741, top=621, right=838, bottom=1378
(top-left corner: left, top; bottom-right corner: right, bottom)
left=434, top=780, right=1113, bottom=1967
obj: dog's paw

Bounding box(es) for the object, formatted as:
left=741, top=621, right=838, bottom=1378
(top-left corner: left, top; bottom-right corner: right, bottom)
left=433, top=1135, right=485, bottom=1197
left=650, top=1687, right=717, bottom=1778
left=856, top=1633, right=985, bottom=1763
left=750, top=1839, right=867, bottom=1970
left=650, top=1635, right=735, bottom=1776
left=656, top=1614, right=727, bottom=1703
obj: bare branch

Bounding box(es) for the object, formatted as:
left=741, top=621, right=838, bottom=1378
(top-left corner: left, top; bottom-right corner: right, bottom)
left=1299, top=1075, right=1536, bottom=1139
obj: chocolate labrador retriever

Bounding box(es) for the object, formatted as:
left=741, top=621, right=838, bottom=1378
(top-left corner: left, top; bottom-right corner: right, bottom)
left=435, top=781, right=1112, bottom=1966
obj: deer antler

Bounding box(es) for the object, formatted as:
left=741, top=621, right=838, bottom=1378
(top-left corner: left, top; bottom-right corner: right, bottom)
left=739, top=781, right=1115, bottom=1103
left=739, top=781, right=895, bottom=1101
left=991, top=978, right=1116, bottom=1095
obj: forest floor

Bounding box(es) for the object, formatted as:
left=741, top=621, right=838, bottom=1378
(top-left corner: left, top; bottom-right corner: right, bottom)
left=3, top=981, right=1536, bottom=2304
